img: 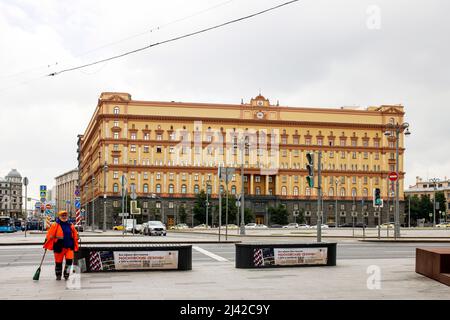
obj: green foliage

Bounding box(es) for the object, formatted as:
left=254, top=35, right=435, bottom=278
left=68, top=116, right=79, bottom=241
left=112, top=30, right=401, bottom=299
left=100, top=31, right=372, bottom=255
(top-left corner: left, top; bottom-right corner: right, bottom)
left=179, top=205, right=187, bottom=224
left=214, top=193, right=238, bottom=224
left=243, top=208, right=255, bottom=224
left=269, top=204, right=289, bottom=225
left=193, top=190, right=209, bottom=224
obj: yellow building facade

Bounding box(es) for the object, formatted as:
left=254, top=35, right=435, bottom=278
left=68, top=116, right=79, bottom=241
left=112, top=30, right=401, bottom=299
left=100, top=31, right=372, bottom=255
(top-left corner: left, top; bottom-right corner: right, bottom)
left=78, top=92, right=406, bottom=228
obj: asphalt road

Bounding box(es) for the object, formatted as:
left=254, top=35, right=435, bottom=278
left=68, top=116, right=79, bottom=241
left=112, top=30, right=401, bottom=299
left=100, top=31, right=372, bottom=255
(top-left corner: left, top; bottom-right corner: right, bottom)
left=1, top=241, right=449, bottom=268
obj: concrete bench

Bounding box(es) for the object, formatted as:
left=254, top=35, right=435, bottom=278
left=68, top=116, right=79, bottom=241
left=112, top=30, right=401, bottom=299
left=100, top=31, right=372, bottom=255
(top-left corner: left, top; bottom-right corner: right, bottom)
left=236, top=243, right=336, bottom=269
left=416, top=248, right=450, bottom=286
left=75, top=243, right=192, bottom=272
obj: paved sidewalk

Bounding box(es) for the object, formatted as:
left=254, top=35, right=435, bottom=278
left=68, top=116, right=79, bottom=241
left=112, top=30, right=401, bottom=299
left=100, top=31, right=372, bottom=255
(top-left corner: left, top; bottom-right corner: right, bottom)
left=1, top=258, right=448, bottom=299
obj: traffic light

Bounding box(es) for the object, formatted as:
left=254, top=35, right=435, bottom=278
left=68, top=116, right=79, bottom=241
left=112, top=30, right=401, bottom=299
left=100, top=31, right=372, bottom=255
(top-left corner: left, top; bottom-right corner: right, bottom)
left=306, top=152, right=314, bottom=188
left=373, top=188, right=382, bottom=206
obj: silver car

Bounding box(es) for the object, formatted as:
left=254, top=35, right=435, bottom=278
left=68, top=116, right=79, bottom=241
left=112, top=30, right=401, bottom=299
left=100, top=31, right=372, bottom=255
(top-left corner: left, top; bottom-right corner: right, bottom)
left=143, top=221, right=167, bottom=236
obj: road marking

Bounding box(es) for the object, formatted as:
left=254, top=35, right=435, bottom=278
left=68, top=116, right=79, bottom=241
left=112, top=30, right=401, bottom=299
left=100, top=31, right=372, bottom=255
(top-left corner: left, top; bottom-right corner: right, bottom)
left=192, top=246, right=229, bottom=262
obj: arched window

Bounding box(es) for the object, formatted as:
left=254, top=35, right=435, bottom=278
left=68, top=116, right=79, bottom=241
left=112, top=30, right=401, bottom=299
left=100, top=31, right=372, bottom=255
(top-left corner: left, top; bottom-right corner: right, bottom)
left=351, top=188, right=357, bottom=198
left=363, top=188, right=368, bottom=197
left=255, top=187, right=261, bottom=195
left=281, top=186, right=287, bottom=196
left=306, top=187, right=311, bottom=196
left=130, top=183, right=136, bottom=193
left=231, top=186, right=236, bottom=194
left=169, top=184, right=174, bottom=194
left=156, top=184, right=161, bottom=193
left=207, top=185, right=212, bottom=195
left=114, top=106, right=120, bottom=115
left=293, top=187, right=299, bottom=196
left=181, top=184, right=187, bottom=194
left=143, top=184, right=149, bottom=193
left=113, top=183, right=119, bottom=193
left=340, top=187, right=346, bottom=197
left=194, top=184, right=199, bottom=194
left=328, top=187, right=334, bottom=197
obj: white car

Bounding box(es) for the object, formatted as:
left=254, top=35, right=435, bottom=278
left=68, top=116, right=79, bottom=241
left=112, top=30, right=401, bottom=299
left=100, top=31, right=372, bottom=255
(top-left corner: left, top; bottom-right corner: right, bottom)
left=283, top=223, right=299, bottom=229
left=255, top=224, right=268, bottom=229
left=171, top=223, right=189, bottom=230
left=311, top=224, right=329, bottom=229
left=193, top=224, right=211, bottom=229
left=298, top=224, right=311, bottom=229
left=142, top=221, right=167, bottom=236
left=245, top=223, right=257, bottom=229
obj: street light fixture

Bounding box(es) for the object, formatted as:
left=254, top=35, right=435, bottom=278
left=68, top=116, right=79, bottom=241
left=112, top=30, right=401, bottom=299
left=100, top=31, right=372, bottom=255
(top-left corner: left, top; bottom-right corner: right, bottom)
left=430, top=177, right=440, bottom=227
left=384, top=121, right=411, bottom=238
left=102, top=161, right=108, bottom=232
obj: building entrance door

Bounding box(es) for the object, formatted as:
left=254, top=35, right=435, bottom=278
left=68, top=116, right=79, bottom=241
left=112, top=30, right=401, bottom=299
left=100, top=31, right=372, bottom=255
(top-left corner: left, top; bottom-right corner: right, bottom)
left=167, top=216, right=175, bottom=228
left=255, top=216, right=264, bottom=224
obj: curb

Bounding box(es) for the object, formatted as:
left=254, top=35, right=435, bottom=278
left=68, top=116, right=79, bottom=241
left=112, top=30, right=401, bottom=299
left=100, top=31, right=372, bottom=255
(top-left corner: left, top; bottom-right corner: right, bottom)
left=359, top=239, right=450, bottom=243
left=0, top=240, right=241, bottom=246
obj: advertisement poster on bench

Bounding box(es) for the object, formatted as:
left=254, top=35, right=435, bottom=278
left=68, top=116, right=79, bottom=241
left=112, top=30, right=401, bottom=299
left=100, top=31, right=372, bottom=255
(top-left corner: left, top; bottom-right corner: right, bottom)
left=113, top=251, right=178, bottom=270
left=253, top=247, right=328, bottom=267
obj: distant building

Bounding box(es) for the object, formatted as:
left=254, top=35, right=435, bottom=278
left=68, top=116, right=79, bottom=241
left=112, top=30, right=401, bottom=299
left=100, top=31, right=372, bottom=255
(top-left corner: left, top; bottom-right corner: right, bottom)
left=405, top=176, right=450, bottom=218
left=0, top=169, right=23, bottom=218
left=55, top=169, right=79, bottom=215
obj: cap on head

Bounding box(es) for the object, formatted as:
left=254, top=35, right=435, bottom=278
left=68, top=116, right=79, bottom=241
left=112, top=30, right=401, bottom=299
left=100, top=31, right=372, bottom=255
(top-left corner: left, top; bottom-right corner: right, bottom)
left=58, top=210, right=68, bottom=217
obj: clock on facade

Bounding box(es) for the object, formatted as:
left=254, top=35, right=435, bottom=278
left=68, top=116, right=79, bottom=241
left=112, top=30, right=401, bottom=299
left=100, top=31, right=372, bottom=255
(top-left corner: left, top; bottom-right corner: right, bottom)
left=256, top=111, right=264, bottom=119
left=257, top=100, right=264, bottom=106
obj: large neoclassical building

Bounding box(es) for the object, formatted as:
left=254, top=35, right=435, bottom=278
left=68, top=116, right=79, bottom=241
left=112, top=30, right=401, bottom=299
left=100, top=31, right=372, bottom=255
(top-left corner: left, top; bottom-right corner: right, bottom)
left=0, top=169, right=23, bottom=218
left=77, top=92, right=406, bottom=228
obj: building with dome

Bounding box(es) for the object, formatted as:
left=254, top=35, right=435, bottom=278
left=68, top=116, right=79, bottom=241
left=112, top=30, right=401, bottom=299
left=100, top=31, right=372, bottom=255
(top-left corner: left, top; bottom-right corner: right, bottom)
left=0, top=169, right=24, bottom=218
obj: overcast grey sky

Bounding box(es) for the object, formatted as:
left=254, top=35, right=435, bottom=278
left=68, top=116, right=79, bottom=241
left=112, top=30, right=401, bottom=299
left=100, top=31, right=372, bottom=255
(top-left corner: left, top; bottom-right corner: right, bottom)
left=1, top=0, right=449, bottom=202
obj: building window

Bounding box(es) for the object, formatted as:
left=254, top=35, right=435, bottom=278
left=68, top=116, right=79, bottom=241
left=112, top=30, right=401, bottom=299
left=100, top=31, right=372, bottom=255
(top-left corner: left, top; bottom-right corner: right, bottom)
left=305, top=187, right=311, bottom=196
left=351, top=188, right=357, bottom=198
left=169, top=184, right=174, bottom=194
left=113, top=200, right=119, bottom=208
left=156, top=201, right=161, bottom=209
left=156, top=184, right=161, bottom=193
left=143, top=172, right=148, bottom=180
left=113, top=183, right=119, bottom=193
left=340, top=187, right=346, bottom=197
left=156, top=146, right=162, bottom=153
left=194, top=185, right=199, bottom=194
left=113, top=144, right=119, bottom=151
left=156, top=134, right=162, bottom=141
left=113, top=132, right=119, bottom=139
left=364, top=152, right=368, bottom=159
left=114, top=107, right=120, bottom=115
left=113, top=158, right=119, bottom=165
left=143, top=184, right=149, bottom=193
left=328, top=187, right=334, bottom=197
left=144, top=133, right=150, bottom=140
left=293, top=187, right=299, bottom=196
left=363, top=188, right=368, bottom=197
left=143, top=146, right=149, bottom=153
left=255, top=187, right=261, bottom=195
left=169, top=173, right=174, bottom=180
left=341, top=151, right=346, bottom=159
left=231, top=186, right=237, bottom=194
left=114, top=121, right=119, bottom=127
left=255, top=176, right=261, bottom=183
left=352, top=152, right=357, bottom=159
left=317, top=138, right=323, bottom=146
left=168, top=202, right=174, bottom=209
left=181, top=185, right=187, bottom=194
left=130, top=145, right=136, bottom=152
left=131, top=133, right=137, bottom=140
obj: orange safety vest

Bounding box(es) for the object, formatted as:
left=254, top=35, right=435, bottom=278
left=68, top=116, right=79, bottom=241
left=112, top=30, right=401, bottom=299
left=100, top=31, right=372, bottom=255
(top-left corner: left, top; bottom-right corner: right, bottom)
left=43, top=222, right=79, bottom=251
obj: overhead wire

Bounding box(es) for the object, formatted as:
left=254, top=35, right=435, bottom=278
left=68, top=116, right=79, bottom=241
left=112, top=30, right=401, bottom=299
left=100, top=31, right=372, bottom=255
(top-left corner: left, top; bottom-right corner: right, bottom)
left=48, top=0, right=300, bottom=77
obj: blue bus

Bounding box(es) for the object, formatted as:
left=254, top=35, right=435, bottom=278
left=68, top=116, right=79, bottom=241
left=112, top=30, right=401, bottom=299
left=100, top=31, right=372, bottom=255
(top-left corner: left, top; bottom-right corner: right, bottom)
left=0, top=216, right=16, bottom=233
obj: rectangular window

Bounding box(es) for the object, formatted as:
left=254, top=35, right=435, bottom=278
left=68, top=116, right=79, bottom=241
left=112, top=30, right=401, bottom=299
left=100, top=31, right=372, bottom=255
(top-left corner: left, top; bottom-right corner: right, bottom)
left=341, top=151, right=346, bottom=159
left=375, top=153, right=380, bottom=160
left=144, top=133, right=150, bottom=140
left=113, top=157, right=119, bottom=165
left=156, top=201, right=161, bottom=209
left=340, top=139, right=346, bottom=147
left=156, top=146, right=162, bottom=153
left=156, top=134, right=162, bottom=141
left=169, top=173, right=174, bottom=180
left=113, top=144, right=119, bottom=151
left=305, top=138, right=311, bottom=145
left=131, top=133, right=137, bottom=140
left=317, top=139, right=323, bottom=146
left=363, top=140, right=369, bottom=147
left=352, top=152, right=357, bottom=159
left=374, top=140, right=379, bottom=148
left=364, top=152, right=368, bottom=159
left=329, top=151, right=334, bottom=158
left=113, top=171, right=118, bottom=179
left=114, top=121, right=119, bottom=127
left=156, top=173, right=161, bottom=180
left=130, top=145, right=136, bottom=152
left=293, top=137, right=299, bottom=144
left=351, top=140, right=357, bottom=147
left=194, top=174, right=199, bottom=181
left=114, top=132, right=119, bottom=139
left=169, top=147, right=175, bottom=154
left=143, top=172, right=148, bottom=180
left=255, top=176, right=261, bottom=183
left=169, top=202, right=174, bottom=209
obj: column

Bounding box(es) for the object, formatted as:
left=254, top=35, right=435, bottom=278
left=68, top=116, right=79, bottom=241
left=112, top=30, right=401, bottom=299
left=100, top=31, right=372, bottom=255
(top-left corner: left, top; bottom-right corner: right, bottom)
left=265, top=175, right=269, bottom=195
left=250, top=174, right=254, bottom=195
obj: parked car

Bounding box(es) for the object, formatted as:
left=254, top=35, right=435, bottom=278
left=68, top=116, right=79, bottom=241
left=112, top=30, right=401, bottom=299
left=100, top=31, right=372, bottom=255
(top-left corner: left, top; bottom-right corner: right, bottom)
left=436, top=223, right=450, bottom=228
left=142, top=221, right=167, bottom=236
left=255, top=224, right=268, bottom=229
left=270, top=224, right=283, bottom=228
left=338, top=223, right=353, bottom=228
left=225, top=224, right=238, bottom=229
left=380, top=223, right=395, bottom=229
left=171, top=223, right=189, bottom=230
left=298, top=224, right=311, bottom=229
left=245, top=223, right=257, bottom=229
left=113, top=225, right=124, bottom=231
left=282, top=223, right=299, bottom=229
left=311, top=224, right=329, bottom=229
left=193, top=224, right=211, bottom=229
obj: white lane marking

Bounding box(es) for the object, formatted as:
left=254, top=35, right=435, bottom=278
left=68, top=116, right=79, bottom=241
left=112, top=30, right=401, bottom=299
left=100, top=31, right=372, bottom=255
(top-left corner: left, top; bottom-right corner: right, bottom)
left=192, top=246, right=229, bottom=262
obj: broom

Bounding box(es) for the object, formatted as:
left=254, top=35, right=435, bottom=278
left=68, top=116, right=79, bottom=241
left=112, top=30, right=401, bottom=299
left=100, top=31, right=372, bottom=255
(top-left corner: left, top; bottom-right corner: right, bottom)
left=33, top=249, right=47, bottom=281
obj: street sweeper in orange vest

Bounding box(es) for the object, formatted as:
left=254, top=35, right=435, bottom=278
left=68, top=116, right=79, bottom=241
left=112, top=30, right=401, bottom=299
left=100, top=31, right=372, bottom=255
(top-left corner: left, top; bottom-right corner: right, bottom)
left=43, top=210, right=79, bottom=280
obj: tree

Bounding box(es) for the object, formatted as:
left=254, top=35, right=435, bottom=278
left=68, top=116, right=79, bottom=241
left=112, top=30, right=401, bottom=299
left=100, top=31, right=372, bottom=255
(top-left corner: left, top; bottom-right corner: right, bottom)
left=193, top=190, right=208, bottom=225
left=178, top=205, right=187, bottom=224
left=418, top=194, right=433, bottom=221
left=435, top=191, right=446, bottom=221
left=297, top=208, right=306, bottom=224
left=405, top=194, right=421, bottom=226
left=214, top=193, right=238, bottom=225
left=243, top=208, right=255, bottom=224
left=269, top=204, right=289, bottom=225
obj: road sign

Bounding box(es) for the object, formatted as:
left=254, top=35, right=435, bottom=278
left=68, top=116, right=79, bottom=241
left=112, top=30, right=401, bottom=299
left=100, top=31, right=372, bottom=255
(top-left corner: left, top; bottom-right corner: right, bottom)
left=75, top=188, right=80, bottom=197
left=118, top=212, right=129, bottom=217
left=388, top=172, right=399, bottom=181
left=35, top=202, right=41, bottom=209
left=293, top=211, right=299, bottom=217
left=75, top=200, right=81, bottom=209
left=40, top=191, right=46, bottom=197
left=40, top=185, right=47, bottom=191
left=40, top=197, right=46, bottom=203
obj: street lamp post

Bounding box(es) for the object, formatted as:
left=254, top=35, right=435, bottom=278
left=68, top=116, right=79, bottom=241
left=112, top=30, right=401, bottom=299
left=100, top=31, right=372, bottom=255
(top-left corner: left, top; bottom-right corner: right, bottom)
left=103, top=162, right=108, bottom=232
left=205, top=183, right=209, bottom=228
left=335, top=179, right=339, bottom=228
left=91, top=175, right=95, bottom=231
left=239, top=138, right=247, bottom=235
left=430, top=178, right=440, bottom=227
left=23, top=177, right=29, bottom=238
left=384, top=122, right=411, bottom=238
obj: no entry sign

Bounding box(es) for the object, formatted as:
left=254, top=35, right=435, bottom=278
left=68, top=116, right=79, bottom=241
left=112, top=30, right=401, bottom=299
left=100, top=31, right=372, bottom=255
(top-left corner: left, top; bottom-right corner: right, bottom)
left=389, top=172, right=399, bottom=181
